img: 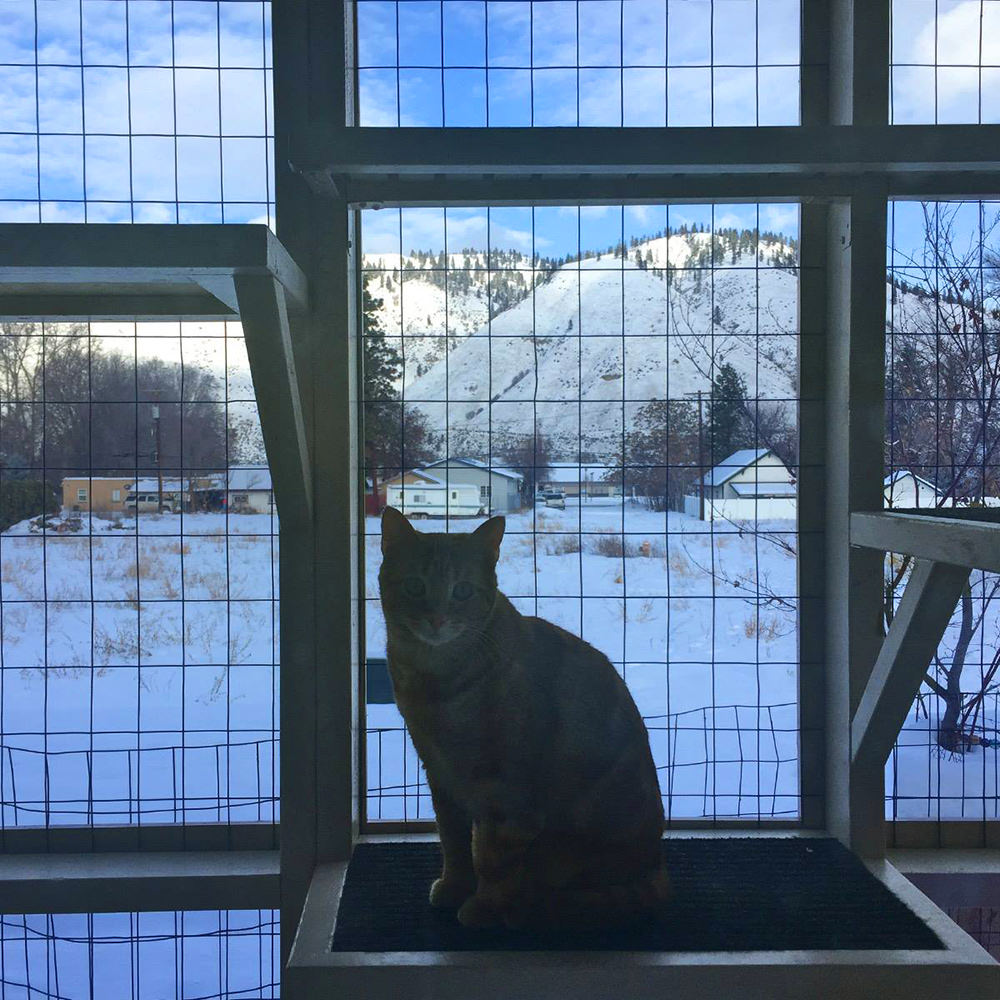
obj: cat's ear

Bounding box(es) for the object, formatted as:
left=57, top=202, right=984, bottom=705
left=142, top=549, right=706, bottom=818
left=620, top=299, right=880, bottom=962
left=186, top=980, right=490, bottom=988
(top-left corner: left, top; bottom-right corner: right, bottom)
left=473, top=515, right=505, bottom=561
left=381, top=506, right=416, bottom=554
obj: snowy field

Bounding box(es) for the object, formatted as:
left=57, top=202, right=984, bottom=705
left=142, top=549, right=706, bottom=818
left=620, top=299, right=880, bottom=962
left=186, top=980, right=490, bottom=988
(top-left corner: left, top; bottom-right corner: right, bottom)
left=1, top=502, right=998, bottom=828
left=0, top=512, right=279, bottom=826
left=364, top=500, right=801, bottom=821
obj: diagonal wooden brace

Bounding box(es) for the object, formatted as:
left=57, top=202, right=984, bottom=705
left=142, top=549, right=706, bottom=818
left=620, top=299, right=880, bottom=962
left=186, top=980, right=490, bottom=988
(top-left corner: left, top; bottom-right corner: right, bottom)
left=851, top=558, right=970, bottom=772
left=234, top=274, right=312, bottom=527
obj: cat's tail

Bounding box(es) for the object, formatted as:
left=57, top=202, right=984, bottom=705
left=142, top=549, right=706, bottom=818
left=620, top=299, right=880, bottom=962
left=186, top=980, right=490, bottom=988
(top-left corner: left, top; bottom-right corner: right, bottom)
left=512, top=863, right=672, bottom=931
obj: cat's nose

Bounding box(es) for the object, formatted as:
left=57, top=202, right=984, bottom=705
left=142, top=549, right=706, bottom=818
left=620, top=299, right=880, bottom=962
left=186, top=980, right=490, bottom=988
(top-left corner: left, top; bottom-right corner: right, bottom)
left=426, top=614, right=446, bottom=630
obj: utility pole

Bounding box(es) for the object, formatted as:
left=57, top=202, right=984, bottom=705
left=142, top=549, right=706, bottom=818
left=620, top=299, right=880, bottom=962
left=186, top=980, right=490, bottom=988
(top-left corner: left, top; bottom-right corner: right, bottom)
left=151, top=403, right=164, bottom=513
left=685, top=389, right=707, bottom=521
left=697, top=390, right=705, bottom=521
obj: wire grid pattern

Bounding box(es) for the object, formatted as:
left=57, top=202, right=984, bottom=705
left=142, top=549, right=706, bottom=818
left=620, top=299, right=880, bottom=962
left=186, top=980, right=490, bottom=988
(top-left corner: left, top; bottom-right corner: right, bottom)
left=355, top=0, right=800, bottom=126
left=0, top=910, right=278, bottom=999
left=0, top=0, right=274, bottom=224
left=890, top=0, right=1000, bottom=124
left=885, top=200, right=1000, bottom=821
left=361, top=202, right=801, bottom=823
left=946, top=907, right=1000, bottom=960
left=0, top=319, right=279, bottom=827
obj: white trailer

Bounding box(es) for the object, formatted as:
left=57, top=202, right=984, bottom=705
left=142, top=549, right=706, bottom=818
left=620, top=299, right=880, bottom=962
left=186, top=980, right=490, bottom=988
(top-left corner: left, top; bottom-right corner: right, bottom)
left=386, top=482, right=485, bottom=519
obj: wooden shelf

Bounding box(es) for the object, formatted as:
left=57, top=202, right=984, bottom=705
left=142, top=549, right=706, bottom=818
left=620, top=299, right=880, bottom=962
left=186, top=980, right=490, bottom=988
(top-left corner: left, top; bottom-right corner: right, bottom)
left=851, top=509, right=1000, bottom=572
left=0, top=224, right=307, bottom=320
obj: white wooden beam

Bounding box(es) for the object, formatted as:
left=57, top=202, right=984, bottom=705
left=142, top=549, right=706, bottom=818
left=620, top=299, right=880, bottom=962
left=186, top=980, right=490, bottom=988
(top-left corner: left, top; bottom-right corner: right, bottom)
left=299, top=125, right=1000, bottom=187
left=0, top=822, right=277, bottom=854
left=825, top=190, right=889, bottom=858
left=233, top=275, right=313, bottom=528
left=273, top=0, right=358, bottom=979
left=890, top=849, right=1000, bottom=908
left=852, top=511, right=1000, bottom=573
left=338, top=171, right=1000, bottom=208
left=851, top=559, right=969, bottom=771
left=0, top=223, right=308, bottom=320
left=0, top=851, right=278, bottom=914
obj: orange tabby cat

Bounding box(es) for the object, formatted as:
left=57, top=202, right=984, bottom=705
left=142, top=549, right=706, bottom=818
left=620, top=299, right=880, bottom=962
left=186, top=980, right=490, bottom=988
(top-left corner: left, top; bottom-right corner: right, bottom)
left=379, top=506, right=669, bottom=931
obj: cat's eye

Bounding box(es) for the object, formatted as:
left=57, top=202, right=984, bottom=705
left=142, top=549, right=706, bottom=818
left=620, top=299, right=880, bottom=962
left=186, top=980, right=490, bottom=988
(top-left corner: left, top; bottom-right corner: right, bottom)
left=451, top=581, right=474, bottom=601
left=403, top=577, right=426, bottom=598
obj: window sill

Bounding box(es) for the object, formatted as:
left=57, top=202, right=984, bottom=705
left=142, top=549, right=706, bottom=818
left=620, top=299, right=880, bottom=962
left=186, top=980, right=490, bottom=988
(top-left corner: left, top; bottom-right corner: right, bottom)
left=0, top=850, right=278, bottom=914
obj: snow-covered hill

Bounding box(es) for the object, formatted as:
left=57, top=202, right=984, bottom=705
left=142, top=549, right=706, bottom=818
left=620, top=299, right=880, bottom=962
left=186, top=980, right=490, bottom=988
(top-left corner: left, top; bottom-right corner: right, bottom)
left=373, top=232, right=800, bottom=454
left=363, top=249, right=558, bottom=380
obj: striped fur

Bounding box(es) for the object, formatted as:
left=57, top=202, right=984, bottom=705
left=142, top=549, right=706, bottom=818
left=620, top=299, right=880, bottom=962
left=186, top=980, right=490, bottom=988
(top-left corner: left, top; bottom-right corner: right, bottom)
left=379, top=508, right=668, bottom=931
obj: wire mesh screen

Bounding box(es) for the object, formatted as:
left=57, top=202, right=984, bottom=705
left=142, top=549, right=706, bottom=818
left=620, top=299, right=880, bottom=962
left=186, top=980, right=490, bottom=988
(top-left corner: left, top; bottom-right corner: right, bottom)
left=0, top=318, right=278, bottom=827
left=0, top=0, right=273, bottom=224
left=946, top=907, right=1000, bottom=960
left=0, top=910, right=278, bottom=999
left=356, top=0, right=800, bottom=126
left=361, top=203, right=801, bottom=824
left=886, top=199, right=1000, bottom=820
left=890, top=0, right=1000, bottom=124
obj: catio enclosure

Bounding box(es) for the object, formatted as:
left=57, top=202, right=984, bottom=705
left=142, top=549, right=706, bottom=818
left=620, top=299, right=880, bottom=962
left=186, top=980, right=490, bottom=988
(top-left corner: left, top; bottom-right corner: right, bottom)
left=2, top=0, right=1000, bottom=998
left=361, top=203, right=803, bottom=824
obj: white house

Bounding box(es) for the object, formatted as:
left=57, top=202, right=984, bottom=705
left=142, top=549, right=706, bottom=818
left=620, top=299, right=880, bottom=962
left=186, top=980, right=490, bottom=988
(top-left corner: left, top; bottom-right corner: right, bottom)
left=418, top=458, right=524, bottom=513
left=883, top=470, right=941, bottom=509
left=685, top=448, right=796, bottom=521
left=227, top=467, right=274, bottom=514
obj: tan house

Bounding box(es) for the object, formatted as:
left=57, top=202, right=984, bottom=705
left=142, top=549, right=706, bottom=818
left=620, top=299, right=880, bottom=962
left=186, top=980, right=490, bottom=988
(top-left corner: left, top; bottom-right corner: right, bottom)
left=61, top=477, right=133, bottom=513
left=539, top=463, right=619, bottom=498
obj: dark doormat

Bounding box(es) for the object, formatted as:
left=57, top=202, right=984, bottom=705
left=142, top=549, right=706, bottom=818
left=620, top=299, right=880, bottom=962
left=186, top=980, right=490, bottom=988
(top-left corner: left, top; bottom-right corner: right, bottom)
left=330, top=838, right=943, bottom=953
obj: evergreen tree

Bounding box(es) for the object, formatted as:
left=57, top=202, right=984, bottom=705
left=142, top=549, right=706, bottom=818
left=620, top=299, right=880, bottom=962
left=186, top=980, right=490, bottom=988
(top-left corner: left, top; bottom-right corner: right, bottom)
left=362, top=278, right=436, bottom=503
left=707, top=362, right=751, bottom=463
left=610, top=399, right=700, bottom=511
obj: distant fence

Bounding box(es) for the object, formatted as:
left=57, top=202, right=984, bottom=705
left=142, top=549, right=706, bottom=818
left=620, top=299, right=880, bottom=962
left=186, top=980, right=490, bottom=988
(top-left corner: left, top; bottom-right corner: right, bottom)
left=0, top=737, right=278, bottom=826
left=887, top=690, right=1000, bottom=820
left=366, top=701, right=800, bottom=822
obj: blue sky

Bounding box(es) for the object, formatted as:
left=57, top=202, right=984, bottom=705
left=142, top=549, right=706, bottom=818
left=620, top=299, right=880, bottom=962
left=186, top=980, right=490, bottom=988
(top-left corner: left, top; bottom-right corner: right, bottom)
left=357, top=0, right=800, bottom=127
left=0, top=0, right=274, bottom=222
left=0, top=0, right=995, bottom=258
left=360, top=202, right=801, bottom=260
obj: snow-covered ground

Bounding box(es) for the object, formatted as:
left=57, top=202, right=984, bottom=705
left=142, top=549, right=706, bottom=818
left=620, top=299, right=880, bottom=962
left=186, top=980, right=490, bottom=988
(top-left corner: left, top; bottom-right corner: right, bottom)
left=365, top=501, right=801, bottom=821
left=0, top=512, right=279, bottom=826
left=3, top=501, right=998, bottom=828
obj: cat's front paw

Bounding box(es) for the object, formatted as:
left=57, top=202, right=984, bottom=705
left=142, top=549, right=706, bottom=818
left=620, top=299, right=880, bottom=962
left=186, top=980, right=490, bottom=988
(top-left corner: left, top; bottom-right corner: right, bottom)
left=457, top=894, right=503, bottom=929
left=429, top=876, right=475, bottom=909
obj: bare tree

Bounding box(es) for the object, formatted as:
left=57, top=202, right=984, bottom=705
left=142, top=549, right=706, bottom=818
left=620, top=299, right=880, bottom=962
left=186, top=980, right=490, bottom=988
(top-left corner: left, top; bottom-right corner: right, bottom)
left=887, top=202, right=1000, bottom=751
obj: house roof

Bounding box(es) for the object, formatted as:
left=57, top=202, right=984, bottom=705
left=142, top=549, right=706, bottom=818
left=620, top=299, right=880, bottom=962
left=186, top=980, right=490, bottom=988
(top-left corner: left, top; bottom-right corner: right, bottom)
left=884, top=470, right=938, bottom=492
left=61, top=476, right=133, bottom=484
left=731, top=481, right=797, bottom=498
left=699, top=449, right=776, bottom=487
left=386, top=481, right=478, bottom=494
left=421, top=457, right=523, bottom=480
left=227, top=467, right=272, bottom=492
left=541, top=463, right=615, bottom=484
left=132, top=479, right=191, bottom=494
left=381, top=469, right=444, bottom=487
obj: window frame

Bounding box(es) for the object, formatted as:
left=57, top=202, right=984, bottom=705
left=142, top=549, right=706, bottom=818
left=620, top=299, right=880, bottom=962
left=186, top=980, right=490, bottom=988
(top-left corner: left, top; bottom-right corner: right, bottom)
left=3, top=0, right=1000, bottom=992
left=276, top=0, right=1000, bottom=965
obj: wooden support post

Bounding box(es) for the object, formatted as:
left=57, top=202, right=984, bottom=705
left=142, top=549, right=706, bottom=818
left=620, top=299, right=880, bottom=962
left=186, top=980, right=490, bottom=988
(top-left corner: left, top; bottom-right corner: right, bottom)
left=795, top=0, right=834, bottom=830
left=823, top=0, right=891, bottom=859
left=825, top=190, right=889, bottom=857
left=234, top=275, right=313, bottom=527
left=274, top=0, right=358, bottom=978
left=852, top=559, right=969, bottom=771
